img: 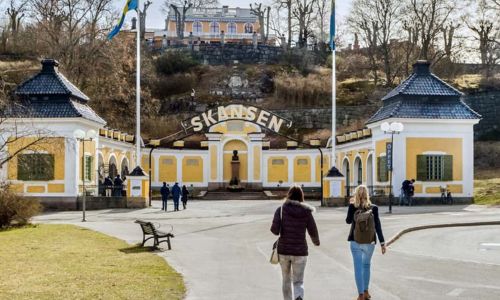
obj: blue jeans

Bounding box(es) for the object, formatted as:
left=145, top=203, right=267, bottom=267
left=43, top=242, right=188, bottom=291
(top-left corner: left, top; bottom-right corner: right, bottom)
left=350, top=241, right=375, bottom=295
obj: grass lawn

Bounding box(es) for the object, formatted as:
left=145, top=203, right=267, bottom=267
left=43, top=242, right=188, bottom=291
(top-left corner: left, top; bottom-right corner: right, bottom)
left=0, top=224, right=185, bottom=300
left=474, top=178, right=500, bottom=206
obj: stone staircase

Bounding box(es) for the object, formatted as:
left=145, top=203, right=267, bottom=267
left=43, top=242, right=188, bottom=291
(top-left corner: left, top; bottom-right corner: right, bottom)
left=201, top=191, right=270, bottom=200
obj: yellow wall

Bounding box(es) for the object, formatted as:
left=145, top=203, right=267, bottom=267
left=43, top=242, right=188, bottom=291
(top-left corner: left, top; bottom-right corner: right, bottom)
left=406, top=137, right=463, bottom=181
left=253, top=146, right=261, bottom=181
left=27, top=185, right=45, bottom=193
left=268, top=156, right=288, bottom=183
left=47, top=184, right=65, bottom=193
left=158, top=155, right=177, bottom=182
left=182, top=156, right=204, bottom=182
left=223, top=140, right=248, bottom=181
left=79, top=140, right=96, bottom=183
left=7, top=137, right=65, bottom=181
left=142, top=155, right=155, bottom=181
left=315, top=155, right=330, bottom=183
left=294, top=156, right=311, bottom=182
left=9, top=183, right=24, bottom=193
left=210, top=145, right=218, bottom=180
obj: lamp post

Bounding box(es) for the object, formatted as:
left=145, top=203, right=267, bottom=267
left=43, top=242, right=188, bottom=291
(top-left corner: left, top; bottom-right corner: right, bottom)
left=380, top=122, right=404, bottom=214
left=74, top=129, right=97, bottom=222
left=148, top=139, right=161, bottom=207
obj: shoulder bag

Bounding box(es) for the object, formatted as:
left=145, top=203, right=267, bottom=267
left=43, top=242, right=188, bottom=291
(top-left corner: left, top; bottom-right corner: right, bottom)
left=270, top=205, right=283, bottom=264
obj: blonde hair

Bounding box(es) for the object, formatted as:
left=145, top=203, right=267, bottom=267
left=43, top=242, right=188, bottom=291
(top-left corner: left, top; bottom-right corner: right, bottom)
left=352, top=185, right=372, bottom=209
left=287, top=184, right=304, bottom=202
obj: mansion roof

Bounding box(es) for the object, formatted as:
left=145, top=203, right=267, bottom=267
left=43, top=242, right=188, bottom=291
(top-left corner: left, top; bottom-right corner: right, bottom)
left=367, top=61, right=481, bottom=124
left=168, top=6, right=256, bottom=22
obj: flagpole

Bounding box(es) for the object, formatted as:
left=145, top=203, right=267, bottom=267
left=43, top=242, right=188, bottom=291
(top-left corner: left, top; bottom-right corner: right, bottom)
left=331, top=0, right=336, bottom=167
left=136, top=0, right=141, bottom=167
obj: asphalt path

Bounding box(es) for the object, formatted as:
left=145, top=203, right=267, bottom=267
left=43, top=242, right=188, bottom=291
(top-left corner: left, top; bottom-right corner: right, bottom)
left=35, top=201, right=500, bottom=300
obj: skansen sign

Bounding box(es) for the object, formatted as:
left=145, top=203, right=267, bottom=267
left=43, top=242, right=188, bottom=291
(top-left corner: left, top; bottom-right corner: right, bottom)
left=181, top=104, right=293, bottom=133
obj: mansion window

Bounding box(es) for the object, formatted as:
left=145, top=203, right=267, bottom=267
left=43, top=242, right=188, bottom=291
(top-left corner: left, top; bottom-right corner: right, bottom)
left=17, top=153, right=55, bottom=181
left=210, top=22, right=220, bottom=33
left=193, top=21, right=202, bottom=33
left=244, top=23, right=253, bottom=33
left=162, top=158, right=174, bottom=165
left=272, top=159, right=285, bottom=165
left=186, top=159, right=199, bottom=166
left=297, top=159, right=308, bottom=165
left=228, top=22, right=237, bottom=34
left=417, top=155, right=453, bottom=181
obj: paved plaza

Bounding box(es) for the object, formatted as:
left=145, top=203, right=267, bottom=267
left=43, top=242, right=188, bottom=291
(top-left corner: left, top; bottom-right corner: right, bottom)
left=35, top=201, right=500, bottom=300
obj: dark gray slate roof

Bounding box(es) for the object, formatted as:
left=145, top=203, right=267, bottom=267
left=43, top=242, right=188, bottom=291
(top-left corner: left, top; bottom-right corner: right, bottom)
left=382, top=61, right=462, bottom=101
left=367, top=100, right=481, bottom=123
left=2, top=100, right=106, bottom=124
left=15, top=59, right=90, bottom=102
left=367, top=61, right=481, bottom=124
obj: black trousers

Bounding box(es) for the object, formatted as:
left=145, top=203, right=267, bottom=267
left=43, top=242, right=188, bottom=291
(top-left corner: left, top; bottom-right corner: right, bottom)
left=162, top=199, right=168, bottom=211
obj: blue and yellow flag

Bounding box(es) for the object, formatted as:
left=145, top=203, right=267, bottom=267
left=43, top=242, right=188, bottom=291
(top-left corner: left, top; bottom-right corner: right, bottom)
left=330, top=0, right=335, bottom=50
left=108, top=0, right=138, bottom=40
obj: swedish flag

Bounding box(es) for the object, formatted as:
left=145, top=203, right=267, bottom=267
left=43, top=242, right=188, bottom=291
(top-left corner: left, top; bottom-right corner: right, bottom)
left=108, top=0, right=138, bottom=40
left=330, top=0, right=335, bottom=50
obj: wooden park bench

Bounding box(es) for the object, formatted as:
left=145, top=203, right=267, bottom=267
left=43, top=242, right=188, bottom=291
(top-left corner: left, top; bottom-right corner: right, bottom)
left=135, top=220, right=174, bottom=250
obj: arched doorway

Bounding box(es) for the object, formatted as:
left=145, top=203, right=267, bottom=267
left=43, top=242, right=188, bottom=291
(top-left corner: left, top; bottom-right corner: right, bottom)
left=354, top=156, right=363, bottom=186
left=108, top=156, right=118, bottom=179
left=97, top=153, right=105, bottom=182
left=223, top=139, right=248, bottom=184
left=367, top=154, right=373, bottom=191
left=342, top=157, right=350, bottom=196
left=121, top=157, right=129, bottom=180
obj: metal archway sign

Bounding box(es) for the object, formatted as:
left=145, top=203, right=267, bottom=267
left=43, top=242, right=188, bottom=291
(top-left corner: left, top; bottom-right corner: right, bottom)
left=180, top=104, right=293, bottom=134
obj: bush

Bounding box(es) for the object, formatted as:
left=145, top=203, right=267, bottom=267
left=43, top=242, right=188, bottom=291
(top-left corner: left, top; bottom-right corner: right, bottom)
left=155, top=51, right=199, bottom=76
left=0, top=186, right=41, bottom=228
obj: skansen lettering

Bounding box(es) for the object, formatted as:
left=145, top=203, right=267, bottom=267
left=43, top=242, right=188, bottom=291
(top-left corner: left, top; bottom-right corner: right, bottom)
left=186, top=105, right=291, bottom=133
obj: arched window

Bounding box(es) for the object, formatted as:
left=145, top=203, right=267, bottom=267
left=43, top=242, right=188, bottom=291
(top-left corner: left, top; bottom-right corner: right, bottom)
left=228, top=22, right=237, bottom=34
left=210, top=21, right=220, bottom=33
left=244, top=23, right=253, bottom=33
left=193, top=21, right=202, bottom=33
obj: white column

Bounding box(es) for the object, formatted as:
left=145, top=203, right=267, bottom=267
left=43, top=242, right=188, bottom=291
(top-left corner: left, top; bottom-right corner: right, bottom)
left=311, top=154, right=317, bottom=183
left=247, top=142, right=254, bottom=183
left=154, top=154, right=160, bottom=185
left=176, top=154, right=182, bottom=183
left=287, top=155, right=293, bottom=186
left=463, top=130, right=474, bottom=197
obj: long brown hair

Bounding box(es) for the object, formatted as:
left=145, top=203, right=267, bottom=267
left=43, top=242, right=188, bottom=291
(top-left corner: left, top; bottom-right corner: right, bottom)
left=287, top=184, right=304, bottom=202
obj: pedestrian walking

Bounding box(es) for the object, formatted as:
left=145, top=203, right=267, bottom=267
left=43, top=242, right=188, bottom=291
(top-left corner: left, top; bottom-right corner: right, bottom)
left=160, top=182, right=170, bottom=211
left=104, top=176, right=113, bottom=197
left=270, top=185, right=320, bottom=300
left=172, top=182, right=181, bottom=211
left=181, top=185, right=189, bottom=210
left=346, top=185, right=386, bottom=300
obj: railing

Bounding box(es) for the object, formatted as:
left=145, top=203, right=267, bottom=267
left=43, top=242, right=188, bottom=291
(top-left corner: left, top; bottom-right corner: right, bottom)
left=162, top=31, right=259, bottom=39
left=81, top=184, right=126, bottom=197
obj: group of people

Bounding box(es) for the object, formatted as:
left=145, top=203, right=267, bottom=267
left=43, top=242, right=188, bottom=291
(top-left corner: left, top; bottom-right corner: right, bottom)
left=400, top=179, right=415, bottom=206
left=160, top=182, right=190, bottom=211
left=100, top=174, right=124, bottom=197
left=271, top=184, right=385, bottom=300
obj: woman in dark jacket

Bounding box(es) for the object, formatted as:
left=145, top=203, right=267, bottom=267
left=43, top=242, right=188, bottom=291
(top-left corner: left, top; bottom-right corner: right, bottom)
left=271, top=185, right=320, bottom=300
left=346, top=185, right=386, bottom=300
left=181, top=185, right=189, bottom=209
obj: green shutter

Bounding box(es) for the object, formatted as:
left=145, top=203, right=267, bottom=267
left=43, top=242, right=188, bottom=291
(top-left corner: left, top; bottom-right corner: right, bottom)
left=377, top=156, right=388, bottom=182
left=416, top=155, right=427, bottom=181
left=17, top=154, right=30, bottom=181
left=443, top=155, right=453, bottom=181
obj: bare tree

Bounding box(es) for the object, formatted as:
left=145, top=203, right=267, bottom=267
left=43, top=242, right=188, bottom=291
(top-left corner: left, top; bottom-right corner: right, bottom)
left=292, top=0, right=315, bottom=48
left=314, top=0, right=329, bottom=43
left=139, top=0, right=152, bottom=40
left=408, top=0, right=455, bottom=61
left=165, top=0, right=218, bottom=40
left=465, top=0, right=499, bottom=77
left=442, top=22, right=459, bottom=59
left=276, top=0, right=293, bottom=47
left=250, top=3, right=271, bottom=42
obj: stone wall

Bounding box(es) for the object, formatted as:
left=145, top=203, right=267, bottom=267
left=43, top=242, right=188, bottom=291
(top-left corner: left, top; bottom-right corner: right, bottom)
left=193, top=44, right=284, bottom=65
left=463, top=90, right=500, bottom=139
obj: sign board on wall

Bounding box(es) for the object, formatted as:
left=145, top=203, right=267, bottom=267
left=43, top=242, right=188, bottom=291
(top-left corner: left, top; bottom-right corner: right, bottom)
left=181, top=104, right=293, bottom=134
left=386, top=142, right=393, bottom=171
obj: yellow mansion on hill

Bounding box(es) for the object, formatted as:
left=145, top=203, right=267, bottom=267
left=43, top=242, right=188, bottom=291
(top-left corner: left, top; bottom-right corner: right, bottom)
left=0, top=60, right=480, bottom=209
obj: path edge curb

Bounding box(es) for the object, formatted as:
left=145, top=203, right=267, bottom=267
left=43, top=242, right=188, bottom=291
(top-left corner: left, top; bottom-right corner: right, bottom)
left=386, top=221, right=500, bottom=247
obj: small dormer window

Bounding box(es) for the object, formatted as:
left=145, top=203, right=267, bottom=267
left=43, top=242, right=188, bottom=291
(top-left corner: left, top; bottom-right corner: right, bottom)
left=43, top=96, right=49, bottom=100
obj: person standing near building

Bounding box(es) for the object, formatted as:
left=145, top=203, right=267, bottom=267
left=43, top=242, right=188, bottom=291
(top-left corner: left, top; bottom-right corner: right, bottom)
left=172, top=182, right=181, bottom=211
left=181, top=185, right=189, bottom=210
left=160, top=182, right=170, bottom=211
left=104, top=176, right=113, bottom=197
left=113, top=175, right=123, bottom=196
left=346, top=185, right=386, bottom=300
left=270, top=185, right=320, bottom=300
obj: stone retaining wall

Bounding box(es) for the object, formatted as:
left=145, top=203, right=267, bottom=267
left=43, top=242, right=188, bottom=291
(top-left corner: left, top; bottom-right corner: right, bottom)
left=193, top=44, right=283, bottom=65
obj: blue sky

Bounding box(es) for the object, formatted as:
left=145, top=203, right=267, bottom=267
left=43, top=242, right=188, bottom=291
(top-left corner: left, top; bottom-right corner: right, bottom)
left=114, top=0, right=352, bottom=29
